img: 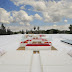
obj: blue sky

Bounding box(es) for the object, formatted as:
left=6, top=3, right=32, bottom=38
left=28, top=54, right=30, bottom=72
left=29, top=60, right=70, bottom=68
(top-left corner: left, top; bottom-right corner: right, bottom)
left=0, top=0, right=72, bottom=31
left=0, top=0, right=19, bottom=11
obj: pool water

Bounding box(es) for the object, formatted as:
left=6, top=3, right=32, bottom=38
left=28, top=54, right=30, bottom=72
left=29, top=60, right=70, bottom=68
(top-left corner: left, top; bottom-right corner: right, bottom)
left=61, top=39, right=72, bottom=45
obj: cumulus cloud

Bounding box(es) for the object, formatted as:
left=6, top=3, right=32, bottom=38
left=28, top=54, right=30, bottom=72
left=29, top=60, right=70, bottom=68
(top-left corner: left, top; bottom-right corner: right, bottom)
left=40, top=24, right=70, bottom=31
left=6, top=24, right=70, bottom=32
left=12, top=10, right=33, bottom=25
left=0, top=0, right=72, bottom=31
left=11, top=0, right=72, bottom=23
left=0, top=7, right=43, bottom=26
left=53, top=24, right=57, bottom=27
left=11, top=0, right=46, bottom=11
left=20, top=6, right=25, bottom=10
left=34, top=14, right=42, bottom=20
left=64, top=20, right=68, bottom=23
left=0, top=8, right=13, bottom=24
left=0, top=8, right=34, bottom=25
left=6, top=25, right=34, bottom=32
left=26, top=23, right=30, bottom=26
left=19, top=22, right=24, bottom=25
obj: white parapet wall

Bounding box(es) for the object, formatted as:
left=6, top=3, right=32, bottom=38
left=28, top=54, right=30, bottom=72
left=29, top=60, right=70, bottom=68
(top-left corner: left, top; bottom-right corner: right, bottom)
left=25, top=46, right=51, bottom=51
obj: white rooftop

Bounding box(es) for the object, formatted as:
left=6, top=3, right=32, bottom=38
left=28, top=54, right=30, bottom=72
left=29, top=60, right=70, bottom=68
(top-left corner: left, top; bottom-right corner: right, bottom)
left=0, top=34, right=72, bottom=72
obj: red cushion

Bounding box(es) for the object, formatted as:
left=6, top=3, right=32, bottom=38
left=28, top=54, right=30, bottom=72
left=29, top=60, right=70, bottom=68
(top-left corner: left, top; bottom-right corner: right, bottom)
left=44, top=42, right=48, bottom=43
left=24, top=41, right=28, bottom=43
left=49, top=42, right=51, bottom=43
left=26, top=40, right=29, bottom=41
left=30, top=40, right=32, bottom=41
left=21, top=42, right=23, bottom=43
left=26, top=44, right=50, bottom=46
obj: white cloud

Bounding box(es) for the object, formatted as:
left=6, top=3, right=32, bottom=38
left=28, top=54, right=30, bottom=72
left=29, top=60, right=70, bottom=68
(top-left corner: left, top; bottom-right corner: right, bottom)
left=34, top=14, right=42, bottom=20
left=12, top=10, right=33, bottom=22
left=19, top=22, right=24, bottom=25
left=20, top=6, right=25, bottom=10
left=64, top=20, right=68, bottom=23
left=0, top=8, right=42, bottom=26
left=7, top=24, right=70, bottom=32
left=11, top=0, right=46, bottom=11
left=11, top=0, right=72, bottom=23
left=6, top=25, right=34, bottom=32
left=53, top=24, right=57, bottom=27
left=32, top=1, right=46, bottom=11
left=12, top=10, right=33, bottom=25
left=0, top=8, right=13, bottom=24
left=0, top=8, right=34, bottom=26
left=26, top=23, right=30, bottom=26
left=40, top=24, right=70, bottom=31
left=0, top=0, right=72, bottom=32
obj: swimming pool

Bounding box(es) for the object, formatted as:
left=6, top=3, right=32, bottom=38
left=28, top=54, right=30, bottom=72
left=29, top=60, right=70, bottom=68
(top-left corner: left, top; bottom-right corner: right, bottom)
left=61, top=39, right=72, bottom=45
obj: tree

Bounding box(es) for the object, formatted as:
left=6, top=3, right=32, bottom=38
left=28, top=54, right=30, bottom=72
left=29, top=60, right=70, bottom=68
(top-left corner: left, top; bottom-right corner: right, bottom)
left=49, top=29, right=59, bottom=34
left=1, top=23, right=6, bottom=30
left=69, top=24, right=72, bottom=34
left=49, top=29, right=53, bottom=34
left=37, top=26, right=39, bottom=31
left=21, top=30, right=24, bottom=34
left=7, top=28, right=13, bottom=35
left=1, top=23, right=6, bottom=35
left=34, top=26, right=36, bottom=31
left=26, top=29, right=28, bottom=34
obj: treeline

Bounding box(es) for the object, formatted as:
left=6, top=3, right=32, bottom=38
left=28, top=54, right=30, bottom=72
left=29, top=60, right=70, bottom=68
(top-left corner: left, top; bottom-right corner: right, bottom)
left=26, top=25, right=72, bottom=34
left=26, top=29, right=71, bottom=34
left=0, top=24, right=25, bottom=35
left=0, top=23, right=72, bottom=35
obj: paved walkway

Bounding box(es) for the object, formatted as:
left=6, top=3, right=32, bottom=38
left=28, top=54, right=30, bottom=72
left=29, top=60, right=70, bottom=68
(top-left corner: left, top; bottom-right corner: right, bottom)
left=31, top=53, right=42, bottom=72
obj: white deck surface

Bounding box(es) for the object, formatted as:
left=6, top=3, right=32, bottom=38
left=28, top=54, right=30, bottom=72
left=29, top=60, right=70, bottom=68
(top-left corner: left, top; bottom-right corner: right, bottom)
left=0, top=50, right=33, bottom=65
left=0, top=50, right=33, bottom=72
left=0, top=65, right=30, bottom=72
left=40, top=50, right=72, bottom=72
left=0, top=34, right=22, bottom=51
left=0, top=34, right=72, bottom=72
left=31, top=53, right=42, bottom=72
left=42, top=66, right=72, bottom=72
left=40, top=50, right=72, bottom=66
